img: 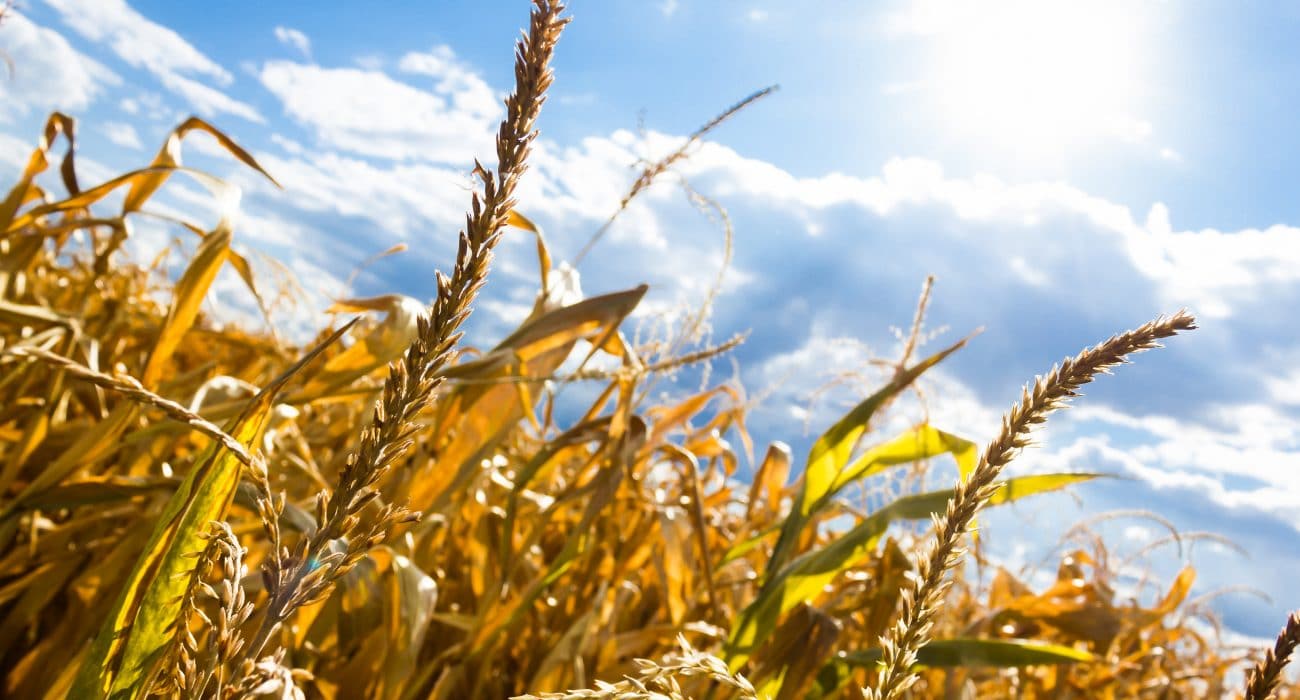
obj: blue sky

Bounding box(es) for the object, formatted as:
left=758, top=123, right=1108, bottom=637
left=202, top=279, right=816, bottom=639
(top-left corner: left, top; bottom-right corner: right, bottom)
left=2, top=0, right=1298, bottom=642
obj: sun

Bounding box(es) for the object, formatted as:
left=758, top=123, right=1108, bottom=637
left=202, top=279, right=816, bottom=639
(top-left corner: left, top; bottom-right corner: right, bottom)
left=917, top=0, right=1152, bottom=162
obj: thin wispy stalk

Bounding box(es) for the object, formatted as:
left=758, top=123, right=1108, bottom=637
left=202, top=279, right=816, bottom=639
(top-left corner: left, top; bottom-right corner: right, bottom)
left=866, top=310, right=1197, bottom=700
left=1245, top=612, right=1300, bottom=700
left=572, top=85, right=777, bottom=266
left=895, top=275, right=935, bottom=378
left=238, top=0, right=570, bottom=666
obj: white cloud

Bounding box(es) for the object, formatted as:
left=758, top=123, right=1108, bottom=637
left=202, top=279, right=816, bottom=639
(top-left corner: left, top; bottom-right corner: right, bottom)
left=1047, top=435, right=1300, bottom=531
left=102, top=121, right=143, bottom=149
left=397, top=46, right=499, bottom=119
left=1267, top=371, right=1300, bottom=407
left=42, top=0, right=231, bottom=84
left=660, top=0, right=680, bottom=18
left=259, top=58, right=497, bottom=163
left=354, top=55, right=385, bottom=71
left=215, top=108, right=1300, bottom=424
left=1008, top=256, right=1049, bottom=287
left=118, top=92, right=170, bottom=121
left=642, top=146, right=1300, bottom=319
left=1069, top=404, right=1300, bottom=488
left=242, top=150, right=470, bottom=238
left=270, top=133, right=305, bottom=155
left=273, top=26, right=311, bottom=59
left=42, top=0, right=260, bottom=121
left=750, top=317, right=878, bottom=397
left=0, top=132, right=32, bottom=170
left=747, top=9, right=769, bottom=22
left=744, top=324, right=991, bottom=439
left=744, top=315, right=1001, bottom=444
left=0, top=12, right=120, bottom=118
left=160, top=73, right=264, bottom=123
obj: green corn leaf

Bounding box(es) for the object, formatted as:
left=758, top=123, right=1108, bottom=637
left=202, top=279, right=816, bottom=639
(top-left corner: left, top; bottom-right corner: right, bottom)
left=809, top=638, right=1094, bottom=699
left=726, top=472, right=1101, bottom=671
left=842, top=637, right=1096, bottom=668
left=69, top=324, right=351, bottom=699
left=726, top=424, right=976, bottom=571
left=765, top=335, right=972, bottom=578
left=828, top=425, right=977, bottom=501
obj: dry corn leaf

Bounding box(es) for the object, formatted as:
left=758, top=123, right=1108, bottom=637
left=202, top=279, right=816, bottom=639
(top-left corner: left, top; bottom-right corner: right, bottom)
left=0, top=112, right=77, bottom=231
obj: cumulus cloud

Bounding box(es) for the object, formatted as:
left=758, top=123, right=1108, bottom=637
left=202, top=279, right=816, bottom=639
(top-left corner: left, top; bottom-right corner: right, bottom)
left=0, top=132, right=32, bottom=170
left=258, top=55, right=498, bottom=163
left=397, top=46, right=498, bottom=118
left=0, top=11, right=120, bottom=119
left=41, top=0, right=262, bottom=122
left=229, top=49, right=1300, bottom=450
left=641, top=146, right=1300, bottom=321
left=273, top=26, right=311, bottom=59
left=221, top=90, right=1300, bottom=441
left=41, top=0, right=230, bottom=83
left=242, top=150, right=470, bottom=238
left=159, top=72, right=264, bottom=123
left=1074, top=404, right=1300, bottom=494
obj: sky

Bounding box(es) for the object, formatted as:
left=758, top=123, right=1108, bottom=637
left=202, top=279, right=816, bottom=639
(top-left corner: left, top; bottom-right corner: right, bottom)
left=1, top=0, right=1298, bottom=643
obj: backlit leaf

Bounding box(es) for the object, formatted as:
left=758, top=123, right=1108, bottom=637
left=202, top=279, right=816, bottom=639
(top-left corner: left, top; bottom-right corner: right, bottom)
left=765, top=335, right=972, bottom=576
left=726, top=473, right=1101, bottom=670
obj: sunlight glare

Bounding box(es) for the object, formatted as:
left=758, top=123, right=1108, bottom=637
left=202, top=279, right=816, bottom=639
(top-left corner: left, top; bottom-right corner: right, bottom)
left=922, top=0, right=1150, bottom=160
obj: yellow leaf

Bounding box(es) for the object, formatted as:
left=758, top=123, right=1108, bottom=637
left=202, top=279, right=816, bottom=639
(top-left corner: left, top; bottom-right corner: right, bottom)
left=746, top=441, right=792, bottom=521
left=122, top=116, right=278, bottom=215
left=0, top=113, right=77, bottom=231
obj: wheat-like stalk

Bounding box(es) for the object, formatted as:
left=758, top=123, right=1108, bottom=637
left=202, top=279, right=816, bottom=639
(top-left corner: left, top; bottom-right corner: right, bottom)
left=227, top=650, right=311, bottom=700
left=1245, top=612, right=1300, bottom=700
left=200, top=522, right=257, bottom=699
left=865, top=310, right=1197, bottom=700
left=148, top=521, right=254, bottom=699
left=238, top=0, right=569, bottom=665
